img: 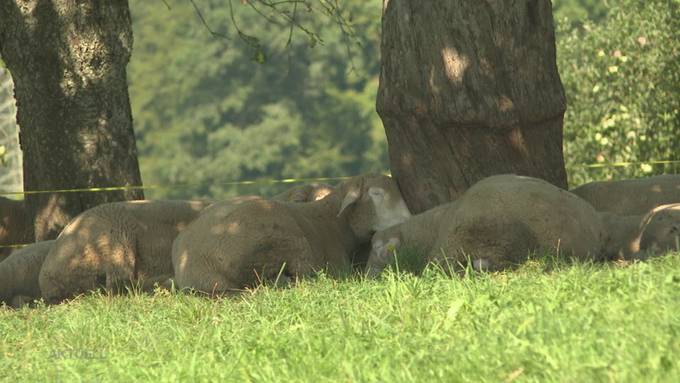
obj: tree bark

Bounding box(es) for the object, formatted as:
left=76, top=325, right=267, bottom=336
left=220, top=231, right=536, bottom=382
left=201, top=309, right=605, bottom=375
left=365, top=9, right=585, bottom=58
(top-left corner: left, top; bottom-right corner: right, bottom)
left=0, top=1, right=144, bottom=240
left=377, top=0, right=567, bottom=213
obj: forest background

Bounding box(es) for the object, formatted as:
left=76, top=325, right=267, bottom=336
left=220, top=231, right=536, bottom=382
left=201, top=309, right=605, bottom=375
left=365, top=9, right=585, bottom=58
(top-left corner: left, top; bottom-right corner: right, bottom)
left=1, top=0, right=678, bottom=200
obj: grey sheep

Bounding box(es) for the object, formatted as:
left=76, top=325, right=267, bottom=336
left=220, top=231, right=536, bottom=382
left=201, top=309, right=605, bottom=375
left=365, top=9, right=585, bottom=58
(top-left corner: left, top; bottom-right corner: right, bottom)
left=571, top=174, right=680, bottom=215
left=637, top=203, right=680, bottom=256
left=600, top=203, right=680, bottom=260
left=0, top=240, right=54, bottom=308
left=172, top=174, right=412, bottom=294
left=368, top=174, right=607, bottom=275
left=39, top=199, right=213, bottom=303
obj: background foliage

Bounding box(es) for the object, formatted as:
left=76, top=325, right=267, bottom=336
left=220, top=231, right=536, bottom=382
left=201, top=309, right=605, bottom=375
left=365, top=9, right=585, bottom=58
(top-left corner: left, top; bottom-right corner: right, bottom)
left=557, top=0, right=680, bottom=186
left=127, top=0, right=679, bottom=199
left=128, top=0, right=387, bottom=199
left=2, top=1, right=678, bottom=198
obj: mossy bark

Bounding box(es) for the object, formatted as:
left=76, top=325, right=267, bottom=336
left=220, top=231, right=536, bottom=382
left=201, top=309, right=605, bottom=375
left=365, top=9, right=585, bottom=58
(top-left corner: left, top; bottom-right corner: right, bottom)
left=377, top=0, right=567, bottom=213
left=0, top=1, right=144, bottom=240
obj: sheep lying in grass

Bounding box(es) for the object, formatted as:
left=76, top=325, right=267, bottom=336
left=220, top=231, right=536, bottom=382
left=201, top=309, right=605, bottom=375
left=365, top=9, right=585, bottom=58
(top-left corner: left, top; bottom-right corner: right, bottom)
left=172, top=174, right=412, bottom=295
left=599, top=203, right=680, bottom=260
left=637, top=203, right=680, bottom=256
left=367, top=174, right=607, bottom=275
left=571, top=175, right=680, bottom=215
left=0, top=240, right=54, bottom=308
left=0, top=197, right=32, bottom=262
left=38, top=181, right=339, bottom=302
left=38, top=200, right=214, bottom=303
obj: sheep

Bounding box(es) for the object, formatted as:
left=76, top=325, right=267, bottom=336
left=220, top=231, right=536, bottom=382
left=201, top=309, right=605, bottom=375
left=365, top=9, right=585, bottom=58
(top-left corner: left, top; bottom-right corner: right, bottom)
left=637, top=203, right=680, bottom=256
left=37, top=182, right=334, bottom=303
left=0, top=196, right=32, bottom=262
left=367, top=174, right=607, bottom=275
left=570, top=174, right=680, bottom=215
left=172, top=173, right=412, bottom=295
left=596, top=202, right=680, bottom=260
left=0, top=240, right=54, bottom=308
left=38, top=199, right=215, bottom=303
left=599, top=212, right=646, bottom=260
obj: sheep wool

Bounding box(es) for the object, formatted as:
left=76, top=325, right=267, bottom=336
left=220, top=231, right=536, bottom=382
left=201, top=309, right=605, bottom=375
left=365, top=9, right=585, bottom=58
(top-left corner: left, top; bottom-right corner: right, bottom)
left=369, top=174, right=607, bottom=275
left=39, top=200, right=213, bottom=303
left=0, top=240, right=54, bottom=308
left=571, top=174, right=680, bottom=215
left=172, top=174, right=411, bottom=295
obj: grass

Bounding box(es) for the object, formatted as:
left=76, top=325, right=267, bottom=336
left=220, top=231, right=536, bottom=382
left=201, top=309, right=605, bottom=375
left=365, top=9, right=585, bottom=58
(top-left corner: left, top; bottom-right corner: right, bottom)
left=2, top=253, right=680, bottom=382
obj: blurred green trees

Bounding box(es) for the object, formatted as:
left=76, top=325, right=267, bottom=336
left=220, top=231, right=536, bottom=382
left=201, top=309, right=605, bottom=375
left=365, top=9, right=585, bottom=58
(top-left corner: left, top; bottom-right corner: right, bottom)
left=128, top=0, right=386, bottom=199
left=557, top=0, right=680, bottom=186
left=127, top=0, right=678, bottom=199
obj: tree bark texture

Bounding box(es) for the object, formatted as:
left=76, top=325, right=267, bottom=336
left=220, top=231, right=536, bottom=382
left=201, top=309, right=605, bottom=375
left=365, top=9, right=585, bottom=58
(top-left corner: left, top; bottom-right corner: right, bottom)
left=377, top=0, right=568, bottom=213
left=0, top=1, right=144, bottom=240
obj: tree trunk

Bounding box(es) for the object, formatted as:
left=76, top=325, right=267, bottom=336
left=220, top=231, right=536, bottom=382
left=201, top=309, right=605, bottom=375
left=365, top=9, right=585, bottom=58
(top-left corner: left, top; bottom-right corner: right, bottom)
left=377, top=0, right=567, bottom=213
left=0, top=1, right=144, bottom=240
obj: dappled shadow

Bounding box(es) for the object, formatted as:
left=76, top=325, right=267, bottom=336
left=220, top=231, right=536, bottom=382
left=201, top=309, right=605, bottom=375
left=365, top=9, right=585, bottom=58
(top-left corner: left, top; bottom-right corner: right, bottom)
left=172, top=176, right=412, bottom=296
left=39, top=199, right=212, bottom=303
left=0, top=1, right=144, bottom=240
left=377, top=0, right=568, bottom=212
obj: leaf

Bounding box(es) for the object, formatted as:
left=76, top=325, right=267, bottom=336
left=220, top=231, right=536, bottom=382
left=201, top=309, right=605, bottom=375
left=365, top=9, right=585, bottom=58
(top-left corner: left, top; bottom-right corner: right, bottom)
left=252, top=49, right=266, bottom=65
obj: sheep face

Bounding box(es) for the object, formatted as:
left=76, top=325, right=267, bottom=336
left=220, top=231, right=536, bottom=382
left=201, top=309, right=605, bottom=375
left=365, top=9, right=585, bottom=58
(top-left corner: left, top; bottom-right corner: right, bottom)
left=639, top=203, right=680, bottom=255
left=367, top=233, right=402, bottom=276
left=338, top=174, right=412, bottom=242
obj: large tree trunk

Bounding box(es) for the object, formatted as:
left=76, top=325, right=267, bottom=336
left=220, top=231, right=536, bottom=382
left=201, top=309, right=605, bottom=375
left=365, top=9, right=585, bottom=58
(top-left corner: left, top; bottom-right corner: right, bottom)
left=377, top=0, right=567, bottom=213
left=0, top=1, right=144, bottom=240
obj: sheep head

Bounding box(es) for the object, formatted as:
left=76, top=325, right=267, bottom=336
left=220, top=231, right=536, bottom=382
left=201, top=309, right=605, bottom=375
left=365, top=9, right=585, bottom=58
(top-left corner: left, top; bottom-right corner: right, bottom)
left=638, top=203, right=680, bottom=256
left=337, top=174, right=411, bottom=242
left=367, top=229, right=402, bottom=276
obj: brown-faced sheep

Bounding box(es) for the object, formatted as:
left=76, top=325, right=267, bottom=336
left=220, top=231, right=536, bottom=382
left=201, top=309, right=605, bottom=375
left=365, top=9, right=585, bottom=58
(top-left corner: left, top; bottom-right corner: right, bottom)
left=637, top=203, right=680, bottom=256
left=368, top=174, right=607, bottom=275
left=599, top=212, right=645, bottom=260
left=0, top=240, right=54, bottom=308
left=38, top=200, right=214, bottom=303
left=0, top=197, right=32, bottom=262
left=172, top=174, right=412, bottom=295
left=598, top=203, right=680, bottom=260
left=571, top=174, right=680, bottom=215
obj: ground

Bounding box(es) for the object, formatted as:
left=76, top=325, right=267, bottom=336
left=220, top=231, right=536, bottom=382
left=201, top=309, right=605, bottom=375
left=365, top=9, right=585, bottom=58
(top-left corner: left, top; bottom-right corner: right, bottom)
left=1, top=252, right=679, bottom=382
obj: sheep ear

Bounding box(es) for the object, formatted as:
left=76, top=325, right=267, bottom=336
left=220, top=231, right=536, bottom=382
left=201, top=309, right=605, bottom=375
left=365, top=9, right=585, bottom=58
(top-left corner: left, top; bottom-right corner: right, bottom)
left=338, top=188, right=361, bottom=217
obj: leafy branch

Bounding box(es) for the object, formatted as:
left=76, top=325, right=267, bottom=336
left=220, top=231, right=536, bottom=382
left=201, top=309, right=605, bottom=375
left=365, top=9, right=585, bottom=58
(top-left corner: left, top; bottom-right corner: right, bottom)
left=185, top=0, right=361, bottom=65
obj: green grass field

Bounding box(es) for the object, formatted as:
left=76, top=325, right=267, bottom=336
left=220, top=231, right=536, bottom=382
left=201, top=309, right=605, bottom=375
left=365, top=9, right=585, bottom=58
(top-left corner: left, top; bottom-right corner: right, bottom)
left=2, top=253, right=680, bottom=382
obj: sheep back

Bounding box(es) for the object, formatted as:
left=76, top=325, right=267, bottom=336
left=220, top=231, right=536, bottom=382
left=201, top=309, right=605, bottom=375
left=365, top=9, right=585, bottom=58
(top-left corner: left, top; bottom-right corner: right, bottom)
left=431, top=174, right=606, bottom=270
left=173, top=198, right=331, bottom=294
left=0, top=240, right=54, bottom=306
left=571, top=175, right=680, bottom=215
left=39, top=199, right=211, bottom=302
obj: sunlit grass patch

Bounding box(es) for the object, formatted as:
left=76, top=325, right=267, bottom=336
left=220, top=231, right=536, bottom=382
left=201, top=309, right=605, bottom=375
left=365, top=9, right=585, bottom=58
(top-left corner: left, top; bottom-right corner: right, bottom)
left=1, top=252, right=679, bottom=382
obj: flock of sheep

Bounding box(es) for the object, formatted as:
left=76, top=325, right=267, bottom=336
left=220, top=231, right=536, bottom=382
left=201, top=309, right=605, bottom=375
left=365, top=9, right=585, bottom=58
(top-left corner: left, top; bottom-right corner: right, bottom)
left=1, top=173, right=679, bottom=308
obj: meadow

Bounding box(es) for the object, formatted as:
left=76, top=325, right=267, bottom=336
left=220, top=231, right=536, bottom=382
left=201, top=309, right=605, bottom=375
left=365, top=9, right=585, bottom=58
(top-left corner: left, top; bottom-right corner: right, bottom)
left=2, top=252, right=679, bottom=382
